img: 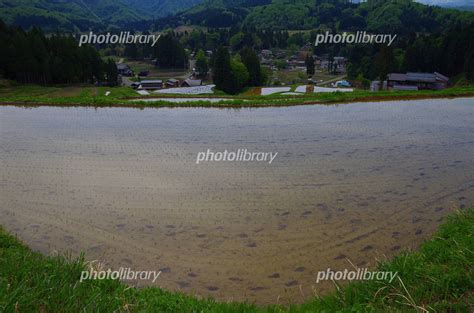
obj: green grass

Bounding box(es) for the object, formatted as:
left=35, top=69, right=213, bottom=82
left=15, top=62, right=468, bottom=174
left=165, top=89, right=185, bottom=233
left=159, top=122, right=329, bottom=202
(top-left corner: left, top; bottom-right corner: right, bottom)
left=1, top=209, right=473, bottom=312
left=0, top=85, right=138, bottom=105
left=0, top=84, right=473, bottom=108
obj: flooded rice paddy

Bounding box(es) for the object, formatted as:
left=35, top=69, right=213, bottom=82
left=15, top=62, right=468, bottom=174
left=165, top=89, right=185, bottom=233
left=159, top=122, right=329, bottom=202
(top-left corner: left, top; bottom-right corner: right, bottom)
left=1, top=98, right=473, bottom=304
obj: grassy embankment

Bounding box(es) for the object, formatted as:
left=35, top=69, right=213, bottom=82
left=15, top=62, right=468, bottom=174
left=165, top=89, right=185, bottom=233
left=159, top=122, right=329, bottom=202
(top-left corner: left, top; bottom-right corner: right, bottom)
left=0, top=84, right=474, bottom=108
left=1, top=209, right=472, bottom=312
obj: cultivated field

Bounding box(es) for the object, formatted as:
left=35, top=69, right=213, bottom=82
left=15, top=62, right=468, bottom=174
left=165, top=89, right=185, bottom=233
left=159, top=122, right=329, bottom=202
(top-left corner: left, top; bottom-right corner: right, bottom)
left=1, top=98, right=473, bottom=304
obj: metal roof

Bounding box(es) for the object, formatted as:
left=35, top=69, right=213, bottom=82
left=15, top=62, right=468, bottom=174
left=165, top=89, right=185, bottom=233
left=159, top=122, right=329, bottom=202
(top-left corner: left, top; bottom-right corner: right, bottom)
left=388, top=73, right=407, bottom=81
left=434, top=72, right=449, bottom=82
left=140, top=80, right=163, bottom=84
left=183, top=79, right=202, bottom=86
left=388, top=72, right=449, bottom=83
left=406, top=72, right=437, bottom=82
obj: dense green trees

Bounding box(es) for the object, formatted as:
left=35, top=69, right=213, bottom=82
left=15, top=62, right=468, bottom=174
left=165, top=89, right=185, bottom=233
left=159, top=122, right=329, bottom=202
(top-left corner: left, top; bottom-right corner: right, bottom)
left=123, top=32, right=155, bottom=61
left=305, top=55, right=315, bottom=77
left=213, top=47, right=237, bottom=94
left=466, top=52, right=474, bottom=81
left=375, top=46, right=395, bottom=89
left=105, top=59, right=118, bottom=86
left=213, top=46, right=264, bottom=94
left=181, top=28, right=289, bottom=52
left=230, top=58, right=250, bottom=92
left=3, top=0, right=473, bottom=39
left=195, top=49, right=209, bottom=78
left=240, top=48, right=263, bottom=86
left=154, top=34, right=188, bottom=69
left=0, top=20, right=107, bottom=85
left=139, top=0, right=473, bottom=35
left=346, top=22, right=474, bottom=82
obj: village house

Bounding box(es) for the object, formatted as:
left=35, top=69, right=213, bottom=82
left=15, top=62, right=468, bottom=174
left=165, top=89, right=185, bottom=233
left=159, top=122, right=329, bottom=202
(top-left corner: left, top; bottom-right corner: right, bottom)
left=274, top=50, right=287, bottom=59
left=297, top=44, right=312, bottom=62
left=387, top=72, right=449, bottom=90
left=166, top=79, right=180, bottom=88
left=371, top=72, right=449, bottom=91
left=259, top=49, right=273, bottom=66
left=181, top=79, right=202, bottom=87
left=139, top=80, right=163, bottom=90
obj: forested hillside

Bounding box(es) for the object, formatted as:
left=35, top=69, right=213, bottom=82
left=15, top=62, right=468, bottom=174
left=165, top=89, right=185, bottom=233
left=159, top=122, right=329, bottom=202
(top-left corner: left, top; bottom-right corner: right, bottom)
left=2, top=0, right=473, bottom=33
left=122, top=0, right=203, bottom=17
left=143, top=0, right=474, bottom=33
left=0, top=0, right=202, bottom=31
left=0, top=0, right=147, bottom=31
left=0, top=21, right=117, bottom=85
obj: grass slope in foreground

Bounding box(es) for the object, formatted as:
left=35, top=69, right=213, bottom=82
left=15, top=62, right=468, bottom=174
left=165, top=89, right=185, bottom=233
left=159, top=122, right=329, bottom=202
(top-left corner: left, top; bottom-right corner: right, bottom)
left=0, top=208, right=473, bottom=312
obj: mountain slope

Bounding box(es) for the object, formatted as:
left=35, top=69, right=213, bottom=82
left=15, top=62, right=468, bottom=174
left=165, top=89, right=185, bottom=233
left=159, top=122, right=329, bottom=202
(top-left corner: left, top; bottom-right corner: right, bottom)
left=122, top=0, right=203, bottom=17
left=416, top=0, right=472, bottom=6
left=415, top=0, right=474, bottom=11
left=149, top=0, right=272, bottom=29
left=0, top=0, right=208, bottom=31
left=0, top=0, right=147, bottom=31
left=152, top=0, right=473, bottom=33
left=1, top=0, right=473, bottom=33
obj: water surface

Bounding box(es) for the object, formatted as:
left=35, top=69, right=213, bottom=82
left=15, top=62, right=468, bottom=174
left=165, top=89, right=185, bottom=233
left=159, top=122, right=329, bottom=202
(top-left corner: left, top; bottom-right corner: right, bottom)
left=1, top=98, right=473, bottom=304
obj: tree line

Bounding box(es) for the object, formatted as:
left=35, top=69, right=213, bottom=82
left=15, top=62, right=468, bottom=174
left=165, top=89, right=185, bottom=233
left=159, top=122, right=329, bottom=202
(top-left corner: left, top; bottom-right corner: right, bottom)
left=346, top=22, right=474, bottom=84
left=0, top=20, right=117, bottom=85
left=124, top=33, right=188, bottom=69
left=211, top=47, right=266, bottom=94
left=128, top=0, right=473, bottom=35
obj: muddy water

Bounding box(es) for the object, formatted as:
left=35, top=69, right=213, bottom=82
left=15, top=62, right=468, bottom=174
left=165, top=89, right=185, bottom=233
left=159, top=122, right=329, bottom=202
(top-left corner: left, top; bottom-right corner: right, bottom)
left=1, top=98, right=473, bottom=304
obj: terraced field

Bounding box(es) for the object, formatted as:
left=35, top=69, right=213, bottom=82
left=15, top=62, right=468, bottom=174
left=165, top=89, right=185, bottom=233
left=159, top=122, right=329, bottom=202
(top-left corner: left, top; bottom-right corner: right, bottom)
left=1, top=98, right=473, bottom=304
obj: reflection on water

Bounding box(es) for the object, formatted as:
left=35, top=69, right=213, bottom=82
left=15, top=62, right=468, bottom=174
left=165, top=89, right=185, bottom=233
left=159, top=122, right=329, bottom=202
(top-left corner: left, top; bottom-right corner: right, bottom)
left=1, top=98, right=473, bottom=304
